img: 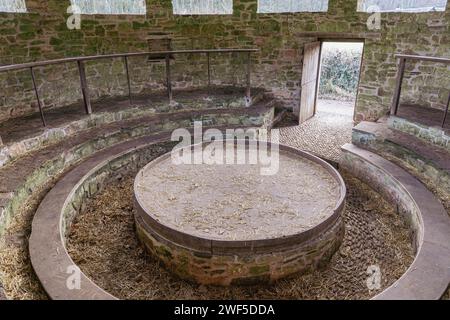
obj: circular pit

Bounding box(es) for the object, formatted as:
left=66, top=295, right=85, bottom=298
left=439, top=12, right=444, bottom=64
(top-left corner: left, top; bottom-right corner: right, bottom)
left=134, top=141, right=346, bottom=286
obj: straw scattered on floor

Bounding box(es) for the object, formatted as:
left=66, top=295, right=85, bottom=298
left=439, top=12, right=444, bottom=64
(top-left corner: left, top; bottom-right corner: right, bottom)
left=0, top=182, right=51, bottom=300
left=66, top=171, right=414, bottom=300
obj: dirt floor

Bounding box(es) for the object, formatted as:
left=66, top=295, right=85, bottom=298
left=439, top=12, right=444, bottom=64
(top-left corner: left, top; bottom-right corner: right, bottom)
left=66, top=171, right=414, bottom=300
left=277, top=99, right=354, bottom=162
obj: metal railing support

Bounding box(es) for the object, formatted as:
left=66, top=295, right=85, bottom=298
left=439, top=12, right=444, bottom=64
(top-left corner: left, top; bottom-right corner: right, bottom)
left=0, top=49, right=259, bottom=127
left=391, top=54, right=450, bottom=127
left=165, top=54, right=172, bottom=103
left=30, top=67, right=46, bottom=127
left=442, top=92, right=450, bottom=128
left=246, top=51, right=252, bottom=102
left=77, top=60, right=92, bottom=115
left=123, top=56, right=132, bottom=105
left=391, top=57, right=406, bottom=116
left=207, top=52, right=211, bottom=90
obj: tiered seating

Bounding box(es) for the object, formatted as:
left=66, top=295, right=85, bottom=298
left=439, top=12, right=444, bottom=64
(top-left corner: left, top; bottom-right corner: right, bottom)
left=0, top=87, right=279, bottom=300
left=340, top=113, right=450, bottom=300
left=351, top=116, right=450, bottom=202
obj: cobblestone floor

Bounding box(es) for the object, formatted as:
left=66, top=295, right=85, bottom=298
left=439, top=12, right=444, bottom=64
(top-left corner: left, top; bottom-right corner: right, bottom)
left=277, top=99, right=355, bottom=162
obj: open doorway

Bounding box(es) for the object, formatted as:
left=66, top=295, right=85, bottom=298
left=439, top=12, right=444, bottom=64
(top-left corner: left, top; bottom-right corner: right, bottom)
left=278, top=40, right=364, bottom=161
left=297, top=40, right=364, bottom=123
left=317, top=41, right=364, bottom=119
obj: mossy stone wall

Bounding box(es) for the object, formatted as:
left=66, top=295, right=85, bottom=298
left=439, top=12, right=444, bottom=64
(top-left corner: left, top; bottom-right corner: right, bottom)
left=0, top=0, right=449, bottom=122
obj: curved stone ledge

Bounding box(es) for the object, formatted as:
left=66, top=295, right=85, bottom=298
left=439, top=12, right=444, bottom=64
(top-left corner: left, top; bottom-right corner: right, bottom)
left=0, top=105, right=274, bottom=235
left=352, top=121, right=450, bottom=201
left=0, top=87, right=271, bottom=168
left=29, top=127, right=260, bottom=299
left=28, top=139, right=449, bottom=299
left=341, top=143, right=450, bottom=300
left=31, top=134, right=177, bottom=300
left=31, top=139, right=437, bottom=300
left=136, top=215, right=344, bottom=286
left=134, top=142, right=346, bottom=286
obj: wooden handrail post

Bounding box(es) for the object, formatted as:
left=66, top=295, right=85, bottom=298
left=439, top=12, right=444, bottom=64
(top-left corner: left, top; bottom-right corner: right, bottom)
left=123, top=56, right=132, bottom=105
left=442, top=92, right=450, bottom=128
left=246, top=51, right=251, bottom=102
left=30, top=67, right=46, bottom=127
left=391, top=57, right=406, bottom=115
left=165, top=54, right=172, bottom=103
left=77, top=60, right=92, bottom=114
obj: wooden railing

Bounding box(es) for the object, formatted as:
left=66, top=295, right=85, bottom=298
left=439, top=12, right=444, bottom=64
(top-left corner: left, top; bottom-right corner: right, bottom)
left=391, top=54, right=450, bottom=128
left=0, top=48, right=259, bottom=127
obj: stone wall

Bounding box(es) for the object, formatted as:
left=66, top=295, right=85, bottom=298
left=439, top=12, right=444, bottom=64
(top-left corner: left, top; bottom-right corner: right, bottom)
left=402, top=59, right=450, bottom=110
left=388, top=115, right=450, bottom=151
left=136, top=215, right=344, bottom=286
left=0, top=0, right=449, bottom=122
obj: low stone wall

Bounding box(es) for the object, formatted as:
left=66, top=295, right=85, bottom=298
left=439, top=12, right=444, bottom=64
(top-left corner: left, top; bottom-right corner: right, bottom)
left=0, top=105, right=274, bottom=235
left=388, top=116, right=450, bottom=152
left=136, top=215, right=344, bottom=286
left=341, top=144, right=450, bottom=299
left=352, top=124, right=450, bottom=208
left=0, top=87, right=269, bottom=168
left=28, top=136, right=449, bottom=299
left=134, top=143, right=346, bottom=286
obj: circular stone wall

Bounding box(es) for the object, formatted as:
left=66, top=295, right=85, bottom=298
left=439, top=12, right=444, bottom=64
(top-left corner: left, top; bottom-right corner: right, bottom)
left=134, top=141, right=346, bottom=286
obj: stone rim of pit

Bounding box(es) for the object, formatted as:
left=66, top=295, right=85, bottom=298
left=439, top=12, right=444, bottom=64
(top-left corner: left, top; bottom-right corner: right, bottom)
left=134, top=140, right=346, bottom=254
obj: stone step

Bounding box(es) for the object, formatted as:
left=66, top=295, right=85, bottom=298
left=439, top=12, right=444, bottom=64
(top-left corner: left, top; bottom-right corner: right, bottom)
left=340, top=143, right=450, bottom=300
left=388, top=114, right=450, bottom=152
left=0, top=104, right=275, bottom=235
left=0, top=88, right=273, bottom=169
left=352, top=121, right=450, bottom=203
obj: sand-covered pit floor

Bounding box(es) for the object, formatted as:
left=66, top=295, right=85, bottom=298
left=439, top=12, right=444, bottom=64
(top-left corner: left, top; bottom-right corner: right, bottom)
left=135, top=147, right=341, bottom=241
left=66, top=171, right=414, bottom=300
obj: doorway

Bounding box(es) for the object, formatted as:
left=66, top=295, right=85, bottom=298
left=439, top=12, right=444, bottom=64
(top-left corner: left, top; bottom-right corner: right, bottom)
left=298, top=40, right=364, bottom=123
